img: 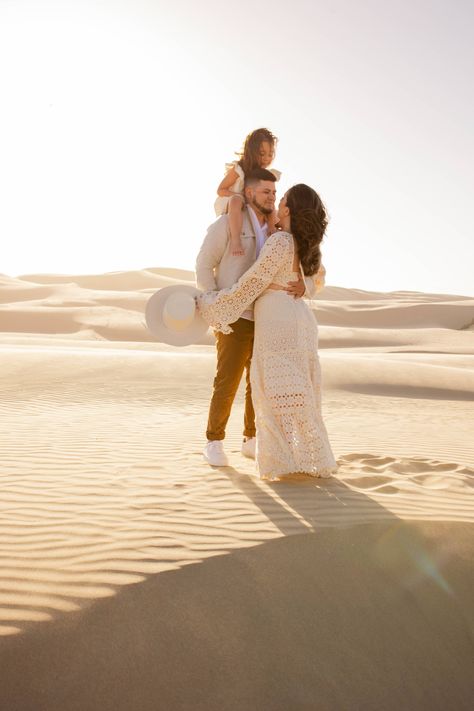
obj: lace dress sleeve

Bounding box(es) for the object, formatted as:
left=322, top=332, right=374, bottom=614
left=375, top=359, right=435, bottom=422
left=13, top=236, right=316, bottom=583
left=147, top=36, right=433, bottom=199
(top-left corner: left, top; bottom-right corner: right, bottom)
left=198, top=232, right=293, bottom=333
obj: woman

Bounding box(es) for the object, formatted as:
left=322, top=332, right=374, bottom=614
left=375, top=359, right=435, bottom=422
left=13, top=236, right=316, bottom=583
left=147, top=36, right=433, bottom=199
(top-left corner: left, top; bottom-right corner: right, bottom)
left=198, top=184, right=337, bottom=480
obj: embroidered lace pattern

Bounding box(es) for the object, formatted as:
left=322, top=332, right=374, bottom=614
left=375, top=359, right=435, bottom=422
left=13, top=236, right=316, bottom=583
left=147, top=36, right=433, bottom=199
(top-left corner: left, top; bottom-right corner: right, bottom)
left=198, top=231, right=337, bottom=480
left=198, top=232, right=294, bottom=334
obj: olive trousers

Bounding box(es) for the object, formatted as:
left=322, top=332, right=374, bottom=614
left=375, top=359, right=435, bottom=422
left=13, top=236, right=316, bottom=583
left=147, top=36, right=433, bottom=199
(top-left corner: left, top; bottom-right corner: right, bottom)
left=206, top=318, right=256, bottom=441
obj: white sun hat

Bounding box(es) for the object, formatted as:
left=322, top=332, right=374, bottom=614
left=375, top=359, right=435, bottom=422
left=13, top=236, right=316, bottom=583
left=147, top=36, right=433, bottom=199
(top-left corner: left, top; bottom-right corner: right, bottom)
left=145, top=284, right=209, bottom=347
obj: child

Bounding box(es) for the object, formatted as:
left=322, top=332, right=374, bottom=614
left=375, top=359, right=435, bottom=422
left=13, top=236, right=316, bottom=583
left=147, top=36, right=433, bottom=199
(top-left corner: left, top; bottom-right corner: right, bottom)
left=214, top=128, right=281, bottom=256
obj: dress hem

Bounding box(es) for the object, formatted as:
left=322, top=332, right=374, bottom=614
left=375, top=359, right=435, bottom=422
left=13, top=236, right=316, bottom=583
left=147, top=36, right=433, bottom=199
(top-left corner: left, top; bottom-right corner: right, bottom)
left=259, top=466, right=337, bottom=481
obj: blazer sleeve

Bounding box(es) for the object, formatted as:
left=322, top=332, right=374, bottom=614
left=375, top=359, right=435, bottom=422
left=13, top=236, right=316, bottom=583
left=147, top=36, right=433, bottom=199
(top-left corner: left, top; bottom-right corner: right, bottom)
left=195, top=217, right=229, bottom=292
left=197, top=232, right=292, bottom=333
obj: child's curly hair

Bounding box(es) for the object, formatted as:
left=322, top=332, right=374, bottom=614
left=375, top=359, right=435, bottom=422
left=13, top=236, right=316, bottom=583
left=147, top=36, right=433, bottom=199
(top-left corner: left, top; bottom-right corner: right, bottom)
left=237, top=128, right=277, bottom=175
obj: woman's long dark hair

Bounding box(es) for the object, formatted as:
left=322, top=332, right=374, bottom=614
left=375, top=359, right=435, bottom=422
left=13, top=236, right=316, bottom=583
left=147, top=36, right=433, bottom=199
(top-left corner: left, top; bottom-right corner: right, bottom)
left=286, top=184, right=328, bottom=276
left=237, top=127, right=277, bottom=175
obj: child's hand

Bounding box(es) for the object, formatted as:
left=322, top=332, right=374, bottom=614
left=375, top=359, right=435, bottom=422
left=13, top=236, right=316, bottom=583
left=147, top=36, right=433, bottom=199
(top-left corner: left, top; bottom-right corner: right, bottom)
left=230, top=238, right=245, bottom=256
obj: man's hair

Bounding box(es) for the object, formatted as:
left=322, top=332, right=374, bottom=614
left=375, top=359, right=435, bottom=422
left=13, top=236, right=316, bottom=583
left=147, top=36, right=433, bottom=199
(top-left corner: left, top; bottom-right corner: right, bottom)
left=244, top=168, right=277, bottom=189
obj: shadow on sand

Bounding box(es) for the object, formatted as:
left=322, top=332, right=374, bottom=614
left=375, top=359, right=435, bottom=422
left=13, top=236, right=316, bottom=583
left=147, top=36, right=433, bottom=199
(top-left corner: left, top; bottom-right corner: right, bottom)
left=0, top=472, right=473, bottom=711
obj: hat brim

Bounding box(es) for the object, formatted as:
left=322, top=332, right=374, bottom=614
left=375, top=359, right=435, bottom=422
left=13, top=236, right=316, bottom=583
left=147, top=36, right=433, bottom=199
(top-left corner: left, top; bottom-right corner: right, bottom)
left=145, top=285, right=209, bottom=347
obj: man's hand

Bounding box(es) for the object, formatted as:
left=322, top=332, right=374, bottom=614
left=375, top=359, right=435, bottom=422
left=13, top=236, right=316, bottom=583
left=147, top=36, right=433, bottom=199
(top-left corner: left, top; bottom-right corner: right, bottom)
left=285, top=273, right=305, bottom=299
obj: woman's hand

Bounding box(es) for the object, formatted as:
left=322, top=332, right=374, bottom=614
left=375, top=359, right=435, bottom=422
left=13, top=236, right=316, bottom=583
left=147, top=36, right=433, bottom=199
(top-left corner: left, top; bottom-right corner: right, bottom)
left=285, top=273, right=305, bottom=299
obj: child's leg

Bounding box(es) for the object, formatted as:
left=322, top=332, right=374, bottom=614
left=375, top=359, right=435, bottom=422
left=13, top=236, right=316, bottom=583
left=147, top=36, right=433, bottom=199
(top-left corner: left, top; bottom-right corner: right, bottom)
left=228, top=195, right=245, bottom=255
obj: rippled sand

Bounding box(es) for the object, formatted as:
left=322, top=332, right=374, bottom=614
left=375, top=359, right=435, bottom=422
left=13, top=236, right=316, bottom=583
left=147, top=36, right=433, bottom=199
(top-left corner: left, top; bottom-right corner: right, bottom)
left=0, top=269, right=473, bottom=709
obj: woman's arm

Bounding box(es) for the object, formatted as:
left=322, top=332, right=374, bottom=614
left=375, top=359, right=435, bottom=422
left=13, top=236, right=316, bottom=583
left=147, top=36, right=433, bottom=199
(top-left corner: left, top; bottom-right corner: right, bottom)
left=217, top=167, right=240, bottom=197
left=198, top=232, right=293, bottom=333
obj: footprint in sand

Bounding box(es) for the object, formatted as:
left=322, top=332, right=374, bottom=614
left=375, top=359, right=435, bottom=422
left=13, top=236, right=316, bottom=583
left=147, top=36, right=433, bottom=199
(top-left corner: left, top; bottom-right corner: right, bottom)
left=337, top=453, right=474, bottom=494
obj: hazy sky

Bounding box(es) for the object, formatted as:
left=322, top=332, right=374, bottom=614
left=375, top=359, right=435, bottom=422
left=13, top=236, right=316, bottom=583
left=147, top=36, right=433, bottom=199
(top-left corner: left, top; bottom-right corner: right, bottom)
left=1, top=0, right=473, bottom=295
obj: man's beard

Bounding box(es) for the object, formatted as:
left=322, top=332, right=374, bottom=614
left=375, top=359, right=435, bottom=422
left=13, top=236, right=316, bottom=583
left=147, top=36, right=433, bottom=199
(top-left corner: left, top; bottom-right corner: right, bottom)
left=249, top=194, right=274, bottom=216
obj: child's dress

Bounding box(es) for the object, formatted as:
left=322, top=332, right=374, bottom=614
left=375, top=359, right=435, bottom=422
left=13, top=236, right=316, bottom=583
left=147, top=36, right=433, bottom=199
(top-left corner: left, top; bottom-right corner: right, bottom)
left=214, top=161, right=282, bottom=217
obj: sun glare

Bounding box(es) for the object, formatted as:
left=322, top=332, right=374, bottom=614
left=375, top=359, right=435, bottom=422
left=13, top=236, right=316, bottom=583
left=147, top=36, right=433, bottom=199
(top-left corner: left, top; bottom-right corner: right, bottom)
left=0, top=0, right=472, bottom=295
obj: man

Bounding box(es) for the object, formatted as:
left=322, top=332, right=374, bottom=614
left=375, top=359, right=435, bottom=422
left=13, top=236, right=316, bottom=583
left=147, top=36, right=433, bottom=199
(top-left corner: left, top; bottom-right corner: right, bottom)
left=195, top=168, right=314, bottom=467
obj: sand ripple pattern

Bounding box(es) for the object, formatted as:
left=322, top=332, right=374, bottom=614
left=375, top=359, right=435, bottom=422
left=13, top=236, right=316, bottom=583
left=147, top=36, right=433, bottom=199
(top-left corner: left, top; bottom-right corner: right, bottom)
left=0, top=346, right=473, bottom=637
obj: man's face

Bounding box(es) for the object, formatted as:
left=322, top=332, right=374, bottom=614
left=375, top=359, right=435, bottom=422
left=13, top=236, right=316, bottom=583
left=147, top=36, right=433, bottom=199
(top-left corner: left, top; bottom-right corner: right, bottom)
left=246, top=180, right=276, bottom=216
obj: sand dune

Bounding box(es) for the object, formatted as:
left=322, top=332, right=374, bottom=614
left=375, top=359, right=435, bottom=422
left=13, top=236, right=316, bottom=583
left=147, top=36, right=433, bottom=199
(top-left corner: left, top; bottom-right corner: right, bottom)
left=320, top=325, right=474, bottom=352
left=1, top=268, right=472, bottom=343
left=314, top=298, right=474, bottom=329
left=325, top=353, right=474, bottom=399
left=16, top=268, right=188, bottom=291
left=0, top=268, right=473, bottom=708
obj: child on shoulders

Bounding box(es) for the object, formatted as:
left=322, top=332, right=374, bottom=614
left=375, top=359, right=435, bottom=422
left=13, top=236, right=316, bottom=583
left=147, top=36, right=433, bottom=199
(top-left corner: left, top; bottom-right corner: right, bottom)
left=215, top=128, right=281, bottom=255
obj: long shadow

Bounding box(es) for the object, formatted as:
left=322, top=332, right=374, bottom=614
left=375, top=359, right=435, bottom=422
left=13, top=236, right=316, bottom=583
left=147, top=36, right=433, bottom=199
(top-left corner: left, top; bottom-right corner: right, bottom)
left=0, top=520, right=472, bottom=711
left=219, top=465, right=313, bottom=535
left=222, top=461, right=399, bottom=536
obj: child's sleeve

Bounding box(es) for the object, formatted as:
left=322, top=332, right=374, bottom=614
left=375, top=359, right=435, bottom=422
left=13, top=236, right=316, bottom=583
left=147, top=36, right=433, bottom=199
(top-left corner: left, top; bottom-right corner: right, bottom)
left=303, top=264, right=326, bottom=299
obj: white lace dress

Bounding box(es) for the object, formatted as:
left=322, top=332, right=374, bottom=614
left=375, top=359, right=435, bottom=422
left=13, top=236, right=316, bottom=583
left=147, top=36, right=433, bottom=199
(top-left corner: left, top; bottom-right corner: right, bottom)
left=198, top=231, right=337, bottom=480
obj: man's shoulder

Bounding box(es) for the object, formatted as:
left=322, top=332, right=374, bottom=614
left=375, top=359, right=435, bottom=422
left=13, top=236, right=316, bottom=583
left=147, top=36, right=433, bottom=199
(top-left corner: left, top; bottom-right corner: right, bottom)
left=206, top=214, right=229, bottom=234
left=200, top=215, right=228, bottom=248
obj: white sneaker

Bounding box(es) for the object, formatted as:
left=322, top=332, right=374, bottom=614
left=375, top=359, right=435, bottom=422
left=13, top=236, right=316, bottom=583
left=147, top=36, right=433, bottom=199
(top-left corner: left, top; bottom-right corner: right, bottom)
left=203, top=440, right=229, bottom=467
left=241, top=436, right=256, bottom=460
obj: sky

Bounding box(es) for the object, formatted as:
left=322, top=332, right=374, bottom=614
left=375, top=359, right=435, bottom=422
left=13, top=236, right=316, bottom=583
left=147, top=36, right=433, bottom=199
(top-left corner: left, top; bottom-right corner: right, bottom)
left=1, top=0, right=473, bottom=295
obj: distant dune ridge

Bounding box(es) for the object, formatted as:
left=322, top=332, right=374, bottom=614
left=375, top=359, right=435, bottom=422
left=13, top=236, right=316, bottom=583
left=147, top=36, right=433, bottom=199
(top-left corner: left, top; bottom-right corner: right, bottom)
left=0, top=267, right=473, bottom=709
left=0, top=268, right=473, bottom=341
